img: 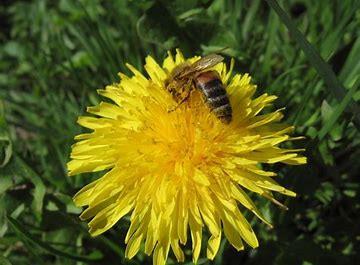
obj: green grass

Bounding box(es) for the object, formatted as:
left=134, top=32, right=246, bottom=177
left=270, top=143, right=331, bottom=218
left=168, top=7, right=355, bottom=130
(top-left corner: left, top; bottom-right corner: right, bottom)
left=1, top=0, right=359, bottom=264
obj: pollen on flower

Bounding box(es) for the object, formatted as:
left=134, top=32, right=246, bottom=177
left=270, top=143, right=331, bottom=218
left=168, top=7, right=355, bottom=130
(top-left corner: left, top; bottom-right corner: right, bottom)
left=67, top=50, right=306, bottom=265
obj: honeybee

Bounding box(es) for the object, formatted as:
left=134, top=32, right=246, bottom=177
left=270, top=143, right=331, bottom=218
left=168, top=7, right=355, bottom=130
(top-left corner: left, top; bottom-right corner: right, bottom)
left=165, top=54, right=232, bottom=124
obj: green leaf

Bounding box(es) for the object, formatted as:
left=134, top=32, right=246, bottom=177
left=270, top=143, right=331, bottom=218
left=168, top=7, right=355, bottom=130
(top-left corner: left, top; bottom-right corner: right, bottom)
left=136, top=2, right=181, bottom=50
left=0, top=134, right=12, bottom=168
left=315, top=182, right=335, bottom=204
left=0, top=101, right=12, bottom=168
left=321, top=100, right=334, bottom=123
left=3, top=41, right=25, bottom=59
left=318, top=141, right=334, bottom=165
left=262, top=10, right=280, bottom=79
left=10, top=203, right=25, bottom=219
left=242, top=0, right=261, bottom=41
left=214, top=239, right=227, bottom=265
left=0, top=175, right=13, bottom=195
left=177, top=8, right=204, bottom=21
left=266, top=0, right=360, bottom=130
left=0, top=194, right=9, bottom=237
left=343, top=190, right=356, bottom=198
left=4, top=156, right=46, bottom=220
left=318, top=77, right=359, bottom=140
left=0, top=256, right=12, bottom=265
left=339, top=37, right=360, bottom=88
left=7, top=216, right=103, bottom=263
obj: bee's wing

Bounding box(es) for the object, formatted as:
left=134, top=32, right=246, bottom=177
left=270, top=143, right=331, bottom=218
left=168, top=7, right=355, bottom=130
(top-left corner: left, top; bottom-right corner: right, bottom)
left=191, top=54, right=224, bottom=71
left=177, top=54, right=224, bottom=78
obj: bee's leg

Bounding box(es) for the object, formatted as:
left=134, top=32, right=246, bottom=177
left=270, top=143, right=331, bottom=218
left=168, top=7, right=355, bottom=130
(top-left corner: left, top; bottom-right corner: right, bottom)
left=167, top=91, right=191, bottom=112
left=167, top=80, right=192, bottom=113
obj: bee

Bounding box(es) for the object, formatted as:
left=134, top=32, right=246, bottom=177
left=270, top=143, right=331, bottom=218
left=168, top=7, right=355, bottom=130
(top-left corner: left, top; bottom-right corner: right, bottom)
left=165, top=54, right=232, bottom=124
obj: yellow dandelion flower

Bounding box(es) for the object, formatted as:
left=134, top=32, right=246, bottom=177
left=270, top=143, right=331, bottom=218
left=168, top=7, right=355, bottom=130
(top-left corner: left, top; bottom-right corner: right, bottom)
left=68, top=50, right=306, bottom=265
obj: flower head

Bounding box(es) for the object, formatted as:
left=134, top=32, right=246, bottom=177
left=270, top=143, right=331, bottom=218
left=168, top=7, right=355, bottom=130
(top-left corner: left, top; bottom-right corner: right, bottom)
left=68, top=50, right=306, bottom=264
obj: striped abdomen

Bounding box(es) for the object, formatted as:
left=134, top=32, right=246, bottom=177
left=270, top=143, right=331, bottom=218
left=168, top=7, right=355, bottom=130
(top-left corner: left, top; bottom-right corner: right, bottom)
left=195, top=71, right=232, bottom=124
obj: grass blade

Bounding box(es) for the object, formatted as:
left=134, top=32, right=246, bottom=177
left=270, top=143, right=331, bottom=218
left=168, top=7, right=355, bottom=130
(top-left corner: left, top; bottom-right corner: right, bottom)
left=318, top=77, right=359, bottom=140
left=7, top=216, right=103, bottom=263
left=0, top=257, right=12, bottom=265
left=0, top=100, right=12, bottom=168
left=8, top=156, right=46, bottom=221
left=339, top=37, right=360, bottom=88
left=265, top=0, right=360, bottom=130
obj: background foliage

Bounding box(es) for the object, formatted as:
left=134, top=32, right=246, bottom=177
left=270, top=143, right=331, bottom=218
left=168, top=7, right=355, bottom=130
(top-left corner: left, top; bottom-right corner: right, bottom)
left=1, top=0, right=359, bottom=264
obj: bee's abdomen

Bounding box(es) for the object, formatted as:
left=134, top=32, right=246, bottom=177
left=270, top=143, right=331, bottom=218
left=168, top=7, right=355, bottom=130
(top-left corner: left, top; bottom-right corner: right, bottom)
left=195, top=71, right=232, bottom=124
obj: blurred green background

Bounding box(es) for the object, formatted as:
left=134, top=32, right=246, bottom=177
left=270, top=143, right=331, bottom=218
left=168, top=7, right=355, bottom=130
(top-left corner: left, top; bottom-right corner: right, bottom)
left=1, top=0, right=359, bottom=264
